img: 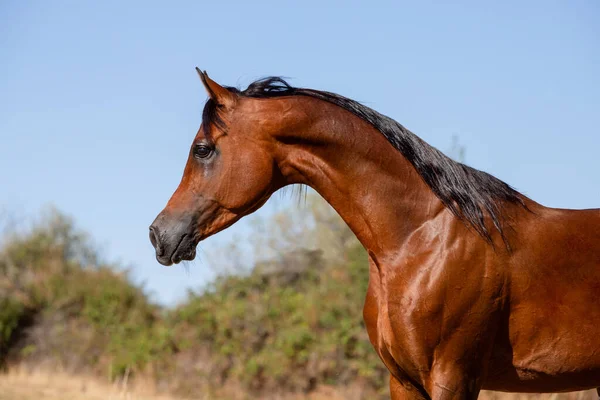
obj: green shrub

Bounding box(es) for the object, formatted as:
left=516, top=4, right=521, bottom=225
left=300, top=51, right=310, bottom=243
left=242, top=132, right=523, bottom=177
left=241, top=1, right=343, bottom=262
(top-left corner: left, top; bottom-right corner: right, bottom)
left=0, top=298, right=27, bottom=352
left=1, top=202, right=389, bottom=398
left=0, top=209, right=171, bottom=378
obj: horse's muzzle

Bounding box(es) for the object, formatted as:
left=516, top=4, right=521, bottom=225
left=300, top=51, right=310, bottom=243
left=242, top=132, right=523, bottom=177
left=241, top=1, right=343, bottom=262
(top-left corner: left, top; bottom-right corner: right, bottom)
left=149, top=213, right=197, bottom=266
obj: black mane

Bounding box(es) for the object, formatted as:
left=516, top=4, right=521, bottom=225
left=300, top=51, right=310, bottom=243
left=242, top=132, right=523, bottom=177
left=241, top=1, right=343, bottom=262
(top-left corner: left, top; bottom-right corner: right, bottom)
left=202, top=77, right=525, bottom=244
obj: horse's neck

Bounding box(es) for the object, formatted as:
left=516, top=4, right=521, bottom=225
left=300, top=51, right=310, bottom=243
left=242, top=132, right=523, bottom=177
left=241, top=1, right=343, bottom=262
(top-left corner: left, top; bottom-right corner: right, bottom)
left=273, top=98, right=444, bottom=257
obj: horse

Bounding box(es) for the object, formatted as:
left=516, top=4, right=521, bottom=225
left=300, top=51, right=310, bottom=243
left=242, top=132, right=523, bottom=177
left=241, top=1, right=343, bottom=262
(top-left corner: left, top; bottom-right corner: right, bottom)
left=149, top=69, right=600, bottom=399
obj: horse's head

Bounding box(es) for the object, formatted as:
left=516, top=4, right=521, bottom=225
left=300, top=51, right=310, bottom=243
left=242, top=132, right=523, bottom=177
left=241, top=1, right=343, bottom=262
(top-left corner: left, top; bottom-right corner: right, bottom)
left=149, top=70, right=285, bottom=266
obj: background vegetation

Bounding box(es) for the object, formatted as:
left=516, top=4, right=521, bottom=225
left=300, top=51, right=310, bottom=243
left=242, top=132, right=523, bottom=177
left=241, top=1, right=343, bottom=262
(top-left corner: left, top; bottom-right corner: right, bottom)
left=0, top=198, right=390, bottom=399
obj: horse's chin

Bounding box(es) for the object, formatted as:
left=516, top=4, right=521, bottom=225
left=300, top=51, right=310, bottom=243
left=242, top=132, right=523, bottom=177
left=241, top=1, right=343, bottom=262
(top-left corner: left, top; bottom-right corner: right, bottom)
left=156, top=235, right=198, bottom=266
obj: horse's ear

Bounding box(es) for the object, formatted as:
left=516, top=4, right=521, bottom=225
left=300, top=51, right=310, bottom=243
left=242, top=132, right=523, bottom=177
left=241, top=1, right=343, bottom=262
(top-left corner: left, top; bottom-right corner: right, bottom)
left=196, top=68, right=236, bottom=107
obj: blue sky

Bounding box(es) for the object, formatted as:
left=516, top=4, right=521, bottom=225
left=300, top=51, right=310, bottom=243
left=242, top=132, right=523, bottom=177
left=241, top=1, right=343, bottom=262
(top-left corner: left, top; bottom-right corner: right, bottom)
left=1, top=1, right=598, bottom=305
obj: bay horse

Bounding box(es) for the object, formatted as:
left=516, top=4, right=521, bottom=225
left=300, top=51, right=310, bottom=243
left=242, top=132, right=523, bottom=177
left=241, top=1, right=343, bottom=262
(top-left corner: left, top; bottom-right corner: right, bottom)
left=149, top=69, right=600, bottom=399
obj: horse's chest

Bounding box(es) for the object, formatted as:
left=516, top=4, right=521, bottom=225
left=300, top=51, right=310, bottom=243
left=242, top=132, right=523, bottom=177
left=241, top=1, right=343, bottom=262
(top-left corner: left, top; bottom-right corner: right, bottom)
left=364, top=276, right=440, bottom=379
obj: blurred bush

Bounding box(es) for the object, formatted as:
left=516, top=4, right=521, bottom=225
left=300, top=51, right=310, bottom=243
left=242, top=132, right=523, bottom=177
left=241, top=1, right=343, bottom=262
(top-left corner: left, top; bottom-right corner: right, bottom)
left=0, top=198, right=386, bottom=398
left=0, top=208, right=173, bottom=379
left=167, top=243, right=386, bottom=397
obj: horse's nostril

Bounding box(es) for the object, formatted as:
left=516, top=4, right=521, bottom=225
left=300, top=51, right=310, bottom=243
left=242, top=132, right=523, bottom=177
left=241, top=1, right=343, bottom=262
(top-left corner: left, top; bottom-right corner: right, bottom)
left=149, top=226, right=163, bottom=256
left=149, top=226, right=157, bottom=247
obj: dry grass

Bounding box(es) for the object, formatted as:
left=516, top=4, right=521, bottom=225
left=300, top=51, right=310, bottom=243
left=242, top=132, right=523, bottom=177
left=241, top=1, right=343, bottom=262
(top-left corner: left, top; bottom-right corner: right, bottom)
left=478, top=390, right=597, bottom=400
left=0, top=367, right=596, bottom=400
left=0, top=367, right=190, bottom=400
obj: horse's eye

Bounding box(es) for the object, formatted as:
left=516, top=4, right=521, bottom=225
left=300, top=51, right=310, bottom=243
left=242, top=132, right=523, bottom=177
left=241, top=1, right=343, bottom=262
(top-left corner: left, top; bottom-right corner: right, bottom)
left=193, top=144, right=213, bottom=159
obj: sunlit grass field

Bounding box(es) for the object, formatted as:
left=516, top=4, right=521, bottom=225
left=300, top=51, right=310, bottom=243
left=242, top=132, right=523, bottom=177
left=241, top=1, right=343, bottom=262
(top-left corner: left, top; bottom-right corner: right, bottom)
left=0, top=367, right=596, bottom=400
